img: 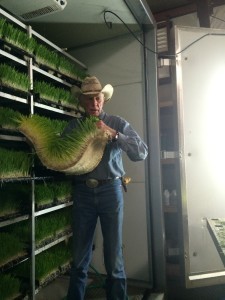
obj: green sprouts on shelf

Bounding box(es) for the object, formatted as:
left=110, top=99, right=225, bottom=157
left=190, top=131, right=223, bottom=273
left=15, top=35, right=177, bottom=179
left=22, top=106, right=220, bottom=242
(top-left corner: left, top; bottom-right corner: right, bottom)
left=0, top=232, right=26, bottom=266
left=3, top=21, right=37, bottom=54
left=0, top=17, right=86, bottom=82
left=58, top=56, right=87, bottom=80
left=0, top=274, right=21, bottom=300
left=35, top=182, right=55, bottom=207
left=34, top=80, right=77, bottom=108
left=0, top=189, right=22, bottom=217
left=0, top=17, right=7, bottom=38
left=14, top=240, right=72, bottom=284
left=0, top=63, right=30, bottom=92
left=0, top=147, right=32, bottom=178
left=35, top=207, right=72, bottom=245
left=35, top=180, right=72, bottom=207
left=35, top=241, right=72, bottom=282
left=7, top=220, right=30, bottom=245
left=0, top=183, right=30, bottom=217
left=0, top=106, right=22, bottom=129
left=58, top=87, right=78, bottom=108
left=35, top=44, right=60, bottom=71
left=52, top=181, right=72, bottom=201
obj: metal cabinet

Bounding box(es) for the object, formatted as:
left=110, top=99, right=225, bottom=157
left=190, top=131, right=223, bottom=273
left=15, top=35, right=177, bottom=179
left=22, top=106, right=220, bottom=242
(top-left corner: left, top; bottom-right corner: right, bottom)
left=174, top=25, right=225, bottom=288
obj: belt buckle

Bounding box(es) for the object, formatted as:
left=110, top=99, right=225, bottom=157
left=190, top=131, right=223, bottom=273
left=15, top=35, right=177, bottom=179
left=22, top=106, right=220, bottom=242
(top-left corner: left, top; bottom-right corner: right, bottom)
left=86, top=178, right=99, bottom=188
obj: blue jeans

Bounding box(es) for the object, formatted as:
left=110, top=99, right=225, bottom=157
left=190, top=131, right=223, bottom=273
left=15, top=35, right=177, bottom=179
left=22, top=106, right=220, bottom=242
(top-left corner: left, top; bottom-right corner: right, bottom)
left=67, top=179, right=127, bottom=300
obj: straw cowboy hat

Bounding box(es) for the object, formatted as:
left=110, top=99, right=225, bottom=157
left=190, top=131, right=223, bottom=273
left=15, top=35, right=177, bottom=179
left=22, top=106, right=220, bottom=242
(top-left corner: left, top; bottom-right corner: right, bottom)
left=71, top=76, right=114, bottom=103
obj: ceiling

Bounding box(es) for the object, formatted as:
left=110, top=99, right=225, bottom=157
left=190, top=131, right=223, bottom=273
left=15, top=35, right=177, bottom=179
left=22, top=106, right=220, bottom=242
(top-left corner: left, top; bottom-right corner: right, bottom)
left=148, top=0, right=194, bottom=14
left=28, top=0, right=197, bottom=50
left=1, top=0, right=225, bottom=51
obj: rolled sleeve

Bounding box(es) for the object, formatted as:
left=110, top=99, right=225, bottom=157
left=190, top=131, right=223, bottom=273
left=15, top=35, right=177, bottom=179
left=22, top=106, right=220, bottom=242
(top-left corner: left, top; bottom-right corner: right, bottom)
left=117, top=121, right=148, bottom=162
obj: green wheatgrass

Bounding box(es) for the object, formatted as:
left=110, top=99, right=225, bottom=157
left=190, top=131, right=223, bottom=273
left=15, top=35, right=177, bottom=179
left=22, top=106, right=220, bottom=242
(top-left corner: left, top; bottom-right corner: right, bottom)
left=0, top=106, right=67, bottom=134
left=49, top=118, right=68, bottom=135
left=0, top=232, right=26, bottom=266
left=0, top=106, right=22, bottom=129
left=35, top=44, right=59, bottom=71
left=35, top=207, right=72, bottom=246
left=0, top=147, right=32, bottom=178
left=0, top=183, right=30, bottom=217
left=33, top=80, right=77, bottom=108
left=35, top=180, right=72, bottom=207
left=0, top=17, right=7, bottom=38
left=14, top=240, right=72, bottom=284
left=0, top=190, right=21, bottom=216
left=52, top=181, right=72, bottom=202
left=0, top=63, right=30, bottom=91
left=17, top=114, right=102, bottom=172
left=0, top=274, right=21, bottom=300
left=7, top=220, right=30, bottom=245
left=35, top=182, right=55, bottom=207
left=3, top=21, right=37, bottom=54
left=58, top=56, right=87, bottom=80
left=35, top=240, right=72, bottom=283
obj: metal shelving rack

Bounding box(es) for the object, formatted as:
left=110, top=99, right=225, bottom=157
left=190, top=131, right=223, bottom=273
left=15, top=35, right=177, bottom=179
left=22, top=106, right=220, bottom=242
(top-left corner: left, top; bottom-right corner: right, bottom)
left=0, top=7, right=87, bottom=299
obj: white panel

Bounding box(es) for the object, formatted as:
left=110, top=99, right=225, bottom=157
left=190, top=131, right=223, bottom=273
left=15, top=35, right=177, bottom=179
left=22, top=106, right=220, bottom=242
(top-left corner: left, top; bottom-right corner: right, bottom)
left=175, top=26, right=225, bottom=278
left=123, top=183, right=150, bottom=281
left=173, top=12, right=199, bottom=27
left=73, top=36, right=142, bottom=86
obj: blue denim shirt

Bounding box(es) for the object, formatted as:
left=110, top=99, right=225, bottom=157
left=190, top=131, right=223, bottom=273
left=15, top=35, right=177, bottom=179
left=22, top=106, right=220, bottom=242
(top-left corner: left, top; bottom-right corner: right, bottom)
left=63, top=111, right=148, bottom=180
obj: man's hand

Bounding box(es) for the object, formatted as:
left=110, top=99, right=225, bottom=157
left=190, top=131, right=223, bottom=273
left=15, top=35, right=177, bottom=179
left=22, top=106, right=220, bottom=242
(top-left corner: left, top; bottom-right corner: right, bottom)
left=96, top=120, right=117, bottom=138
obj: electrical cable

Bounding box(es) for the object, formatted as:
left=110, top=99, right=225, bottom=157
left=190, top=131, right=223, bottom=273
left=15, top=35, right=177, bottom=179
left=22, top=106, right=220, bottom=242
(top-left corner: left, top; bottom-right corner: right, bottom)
left=104, top=10, right=158, bottom=55
left=210, top=14, right=225, bottom=23
left=103, top=10, right=225, bottom=58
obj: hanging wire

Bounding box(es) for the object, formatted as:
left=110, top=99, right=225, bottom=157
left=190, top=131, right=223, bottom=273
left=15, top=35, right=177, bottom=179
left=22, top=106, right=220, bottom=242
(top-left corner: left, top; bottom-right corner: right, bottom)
left=211, top=14, right=225, bottom=23
left=103, top=10, right=158, bottom=55
left=103, top=10, right=225, bottom=58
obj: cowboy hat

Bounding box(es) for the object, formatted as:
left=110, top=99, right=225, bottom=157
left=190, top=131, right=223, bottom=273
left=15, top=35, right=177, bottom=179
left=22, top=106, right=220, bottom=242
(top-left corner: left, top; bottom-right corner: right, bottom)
left=71, top=76, right=113, bottom=103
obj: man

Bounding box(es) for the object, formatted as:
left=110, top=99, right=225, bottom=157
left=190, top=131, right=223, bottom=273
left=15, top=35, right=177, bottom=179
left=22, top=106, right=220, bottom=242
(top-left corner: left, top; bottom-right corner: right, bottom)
left=65, top=76, right=148, bottom=300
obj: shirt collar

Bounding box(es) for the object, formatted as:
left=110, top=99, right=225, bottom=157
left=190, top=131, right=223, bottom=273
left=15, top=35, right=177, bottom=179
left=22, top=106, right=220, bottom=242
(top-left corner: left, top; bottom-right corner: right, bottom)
left=83, top=111, right=105, bottom=119
left=99, top=111, right=105, bottom=119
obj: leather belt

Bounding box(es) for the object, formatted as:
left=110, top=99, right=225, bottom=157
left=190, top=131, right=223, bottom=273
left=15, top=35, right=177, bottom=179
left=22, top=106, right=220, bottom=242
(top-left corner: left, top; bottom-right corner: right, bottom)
left=75, top=177, right=120, bottom=188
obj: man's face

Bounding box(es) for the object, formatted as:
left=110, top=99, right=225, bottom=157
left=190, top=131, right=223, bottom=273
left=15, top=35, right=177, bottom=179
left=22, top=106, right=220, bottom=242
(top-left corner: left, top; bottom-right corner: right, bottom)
left=80, top=92, right=105, bottom=116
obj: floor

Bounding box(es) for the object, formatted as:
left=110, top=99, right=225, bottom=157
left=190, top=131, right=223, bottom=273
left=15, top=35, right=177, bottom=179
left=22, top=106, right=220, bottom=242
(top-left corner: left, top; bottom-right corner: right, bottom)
left=166, top=279, right=225, bottom=300
left=35, top=273, right=225, bottom=300
left=35, top=274, right=163, bottom=300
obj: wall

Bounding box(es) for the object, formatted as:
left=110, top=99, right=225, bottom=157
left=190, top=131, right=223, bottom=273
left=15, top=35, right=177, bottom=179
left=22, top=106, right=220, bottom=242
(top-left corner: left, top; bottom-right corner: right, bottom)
left=70, top=34, right=151, bottom=283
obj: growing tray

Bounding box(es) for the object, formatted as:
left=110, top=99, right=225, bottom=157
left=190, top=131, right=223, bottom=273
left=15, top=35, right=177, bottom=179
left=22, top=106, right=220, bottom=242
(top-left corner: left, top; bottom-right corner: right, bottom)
left=207, top=218, right=225, bottom=266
